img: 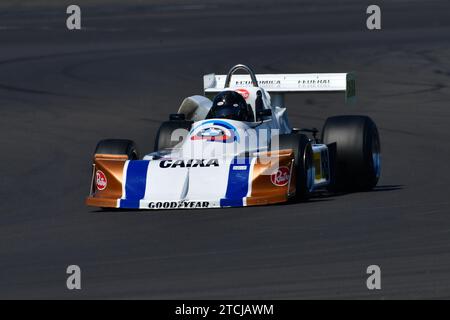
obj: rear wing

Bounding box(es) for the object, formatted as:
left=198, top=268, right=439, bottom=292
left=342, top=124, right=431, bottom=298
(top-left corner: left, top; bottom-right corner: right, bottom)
left=203, top=72, right=356, bottom=104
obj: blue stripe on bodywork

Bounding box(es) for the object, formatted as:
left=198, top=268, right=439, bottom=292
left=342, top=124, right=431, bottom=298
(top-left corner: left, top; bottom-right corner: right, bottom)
left=120, top=160, right=150, bottom=209
left=220, top=157, right=251, bottom=207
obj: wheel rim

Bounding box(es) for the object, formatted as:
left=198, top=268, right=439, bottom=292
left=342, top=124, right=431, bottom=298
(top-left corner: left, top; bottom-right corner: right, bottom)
left=372, top=131, right=381, bottom=179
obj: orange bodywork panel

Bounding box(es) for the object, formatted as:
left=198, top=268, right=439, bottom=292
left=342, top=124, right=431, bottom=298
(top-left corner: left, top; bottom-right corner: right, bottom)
left=247, top=149, right=296, bottom=205
left=85, top=154, right=127, bottom=208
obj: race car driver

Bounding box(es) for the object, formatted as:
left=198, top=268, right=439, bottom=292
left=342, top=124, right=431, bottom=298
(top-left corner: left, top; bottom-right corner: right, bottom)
left=206, top=90, right=255, bottom=122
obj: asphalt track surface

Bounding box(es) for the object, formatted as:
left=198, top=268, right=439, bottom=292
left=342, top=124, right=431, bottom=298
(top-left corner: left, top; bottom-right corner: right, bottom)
left=0, top=0, right=449, bottom=299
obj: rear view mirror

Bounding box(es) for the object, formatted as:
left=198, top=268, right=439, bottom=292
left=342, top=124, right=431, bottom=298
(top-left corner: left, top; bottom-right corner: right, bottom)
left=169, top=113, right=186, bottom=121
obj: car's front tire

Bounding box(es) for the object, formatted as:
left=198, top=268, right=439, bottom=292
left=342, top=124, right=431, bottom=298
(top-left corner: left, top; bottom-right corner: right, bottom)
left=275, top=133, right=314, bottom=201
left=154, top=120, right=193, bottom=151
left=94, top=139, right=139, bottom=160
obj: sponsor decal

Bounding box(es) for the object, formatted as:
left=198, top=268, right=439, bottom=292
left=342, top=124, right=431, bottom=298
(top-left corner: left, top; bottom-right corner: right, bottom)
left=191, top=126, right=235, bottom=142
left=95, top=170, right=107, bottom=190
left=233, top=79, right=281, bottom=87
left=190, top=120, right=240, bottom=143
left=297, top=79, right=331, bottom=89
left=235, top=88, right=250, bottom=99
left=159, top=159, right=219, bottom=168
left=149, top=201, right=211, bottom=209
left=270, top=166, right=290, bottom=187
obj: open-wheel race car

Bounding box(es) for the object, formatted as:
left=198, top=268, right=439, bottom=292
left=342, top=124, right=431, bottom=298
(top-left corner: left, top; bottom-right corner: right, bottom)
left=86, top=64, right=380, bottom=210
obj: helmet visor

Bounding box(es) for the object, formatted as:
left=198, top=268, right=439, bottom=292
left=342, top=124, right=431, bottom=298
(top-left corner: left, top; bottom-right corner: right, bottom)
left=207, top=104, right=243, bottom=121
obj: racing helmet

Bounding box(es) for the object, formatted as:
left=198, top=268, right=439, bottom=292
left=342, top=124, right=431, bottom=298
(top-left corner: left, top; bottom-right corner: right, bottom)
left=206, top=90, right=254, bottom=122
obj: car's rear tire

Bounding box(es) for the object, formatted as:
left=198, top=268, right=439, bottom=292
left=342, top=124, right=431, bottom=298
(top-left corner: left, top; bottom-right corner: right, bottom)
left=275, top=133, right=314, bottom=201
left=94, top=139, right=139, bottom=160
left=322, top=115, right=381, bottom=191
left=154, top=120, right=193, bottom=151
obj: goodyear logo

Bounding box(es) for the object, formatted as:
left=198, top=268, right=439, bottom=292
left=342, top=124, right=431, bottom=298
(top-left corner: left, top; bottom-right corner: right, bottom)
left=149, top=201, right=211, bottom=209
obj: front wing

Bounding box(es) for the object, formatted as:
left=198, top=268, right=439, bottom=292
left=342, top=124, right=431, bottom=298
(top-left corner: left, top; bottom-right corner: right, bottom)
left=86, top=151, right=297, bottom=210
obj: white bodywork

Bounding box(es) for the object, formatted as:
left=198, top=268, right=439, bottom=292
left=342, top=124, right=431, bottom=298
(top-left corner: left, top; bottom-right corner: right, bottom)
left=109, top=66, right=353, bottom=209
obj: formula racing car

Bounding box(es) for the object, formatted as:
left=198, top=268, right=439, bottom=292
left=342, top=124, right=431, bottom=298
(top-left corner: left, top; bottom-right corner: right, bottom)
left=86, top=64, right=381, bottom=210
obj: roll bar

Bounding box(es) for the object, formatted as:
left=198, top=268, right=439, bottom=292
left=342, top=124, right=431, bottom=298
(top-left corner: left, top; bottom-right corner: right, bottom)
left=224, top=64, right=259, bottom=88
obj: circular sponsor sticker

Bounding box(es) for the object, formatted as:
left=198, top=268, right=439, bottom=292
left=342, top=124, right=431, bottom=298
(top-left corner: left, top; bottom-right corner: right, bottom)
left=270, top=166, right=290, bottom=187
left=235, top=88, right=250, bottom=100
left=95, top=170, right=107, bottom=190
left=191, top=124, right=236, bottom=143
